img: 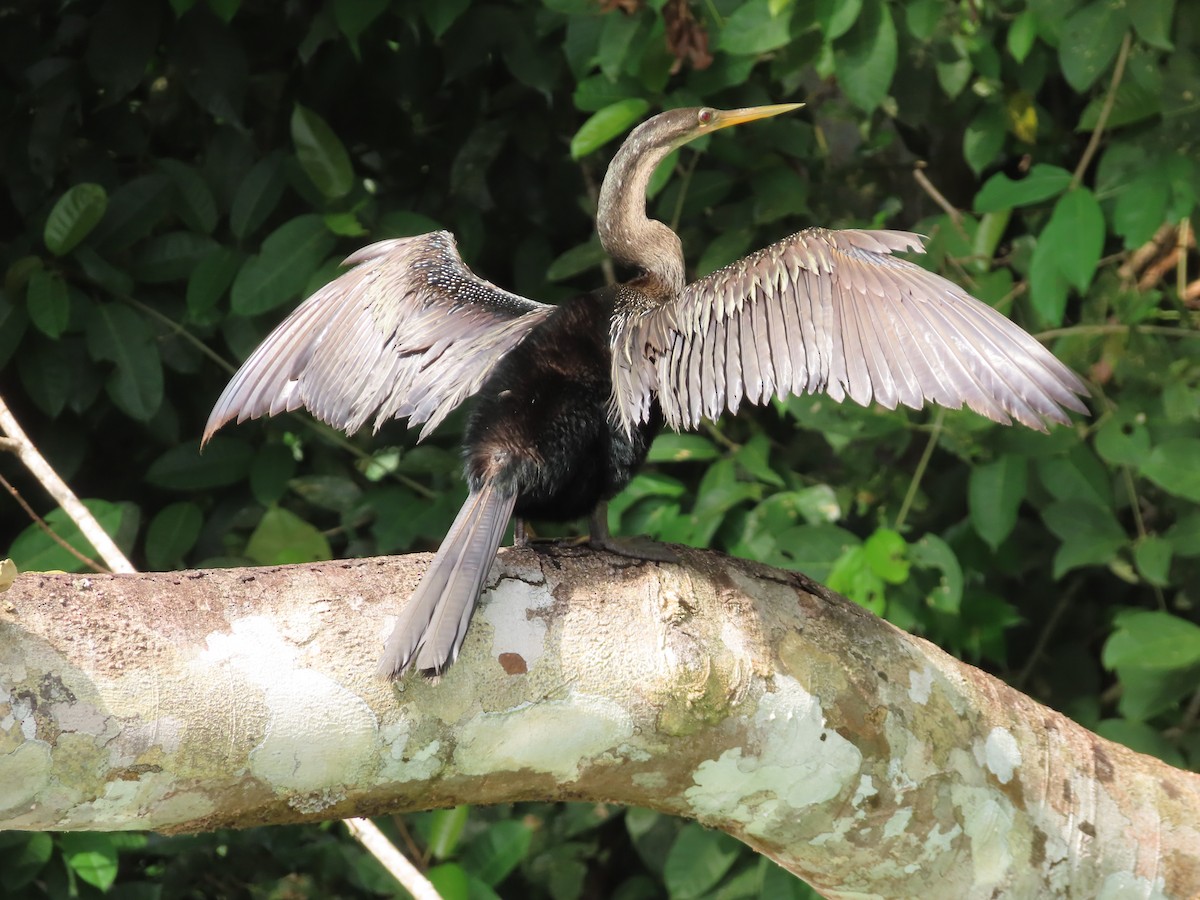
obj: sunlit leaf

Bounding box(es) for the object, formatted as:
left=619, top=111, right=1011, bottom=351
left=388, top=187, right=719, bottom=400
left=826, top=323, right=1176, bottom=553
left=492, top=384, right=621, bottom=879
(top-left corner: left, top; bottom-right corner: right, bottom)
left=570, top=98, right=651, bottom=159
left=835, top=0, right=897, bottom=112
left=246, top=506, right=332, bottom=565
left=44, top=183, right=108, bottom=256
left=292, top=104, right=355, bottom=199
left=969, top=455, right=1027, bottom=550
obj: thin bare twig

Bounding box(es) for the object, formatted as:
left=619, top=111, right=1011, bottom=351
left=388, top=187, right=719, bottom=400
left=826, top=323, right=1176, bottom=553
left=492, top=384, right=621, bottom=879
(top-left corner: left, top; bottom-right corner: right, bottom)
left=894, top=408, right=945, bottom=532
left=1071, top=31, right=1132, bottom=190
left=344, top=818, right=441, bottom=900
left=913, top=163, right=964, bottom=230
left=0, top=473, right=108, bottom=574
left=0, top=394, right=135, bottom=573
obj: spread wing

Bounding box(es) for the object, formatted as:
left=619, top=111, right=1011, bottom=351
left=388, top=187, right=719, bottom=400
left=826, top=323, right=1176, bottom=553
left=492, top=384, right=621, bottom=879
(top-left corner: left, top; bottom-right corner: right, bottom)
left=611, top=228, right=1089, bottom=434
left=205, top=231, right=554, bottom=443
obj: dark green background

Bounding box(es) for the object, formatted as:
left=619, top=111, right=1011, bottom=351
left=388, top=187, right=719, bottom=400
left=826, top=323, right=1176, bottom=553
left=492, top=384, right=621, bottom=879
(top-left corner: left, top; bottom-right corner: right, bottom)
left=2, top=0, right=1197, bottom=896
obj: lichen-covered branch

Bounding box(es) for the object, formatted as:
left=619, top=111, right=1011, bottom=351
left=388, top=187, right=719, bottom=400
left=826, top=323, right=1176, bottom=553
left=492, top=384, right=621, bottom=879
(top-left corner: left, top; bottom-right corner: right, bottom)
left=2, top=549, right=1197, bottom=898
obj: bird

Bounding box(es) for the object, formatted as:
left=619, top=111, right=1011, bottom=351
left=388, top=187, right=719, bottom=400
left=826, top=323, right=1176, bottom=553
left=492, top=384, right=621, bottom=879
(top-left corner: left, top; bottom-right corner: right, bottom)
left=204, top=103, right=1089, bottom=678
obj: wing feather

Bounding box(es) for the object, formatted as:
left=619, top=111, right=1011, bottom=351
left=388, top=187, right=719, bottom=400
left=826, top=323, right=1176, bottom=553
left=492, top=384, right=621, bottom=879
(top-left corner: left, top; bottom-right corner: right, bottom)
left=612, top=227, right=1088, bottom=434
left=205, top=232, right=553, bottom=443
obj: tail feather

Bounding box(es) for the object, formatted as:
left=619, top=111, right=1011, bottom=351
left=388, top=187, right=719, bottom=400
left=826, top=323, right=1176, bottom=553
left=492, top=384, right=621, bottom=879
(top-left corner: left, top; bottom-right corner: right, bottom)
left=377, top=483, right=517, bottom=678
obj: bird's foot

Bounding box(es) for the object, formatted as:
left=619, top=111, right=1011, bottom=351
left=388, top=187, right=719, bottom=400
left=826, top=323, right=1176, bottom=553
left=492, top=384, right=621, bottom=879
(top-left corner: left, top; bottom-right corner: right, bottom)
left=588, top=531, right=678, bottom=563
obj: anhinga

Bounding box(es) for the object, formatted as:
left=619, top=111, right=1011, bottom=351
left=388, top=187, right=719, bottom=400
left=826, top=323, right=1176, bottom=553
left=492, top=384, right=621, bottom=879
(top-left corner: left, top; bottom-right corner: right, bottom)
left=205, top=104, right=1089, bottom=678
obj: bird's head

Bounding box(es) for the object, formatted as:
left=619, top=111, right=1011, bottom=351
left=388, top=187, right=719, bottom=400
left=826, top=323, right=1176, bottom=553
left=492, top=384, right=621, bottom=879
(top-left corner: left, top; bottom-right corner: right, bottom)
left=631, top=103, right=805, bottom=155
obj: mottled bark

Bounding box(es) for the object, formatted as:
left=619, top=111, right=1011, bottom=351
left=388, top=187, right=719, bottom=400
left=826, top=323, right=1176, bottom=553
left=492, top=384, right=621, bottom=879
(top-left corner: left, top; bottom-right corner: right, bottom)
left=2, top=548, right=1197, bottom=898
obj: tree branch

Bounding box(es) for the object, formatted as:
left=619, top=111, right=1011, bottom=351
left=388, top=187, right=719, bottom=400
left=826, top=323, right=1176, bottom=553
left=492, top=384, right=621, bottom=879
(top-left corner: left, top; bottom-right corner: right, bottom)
left=2, top=549, right=1197, bottom=897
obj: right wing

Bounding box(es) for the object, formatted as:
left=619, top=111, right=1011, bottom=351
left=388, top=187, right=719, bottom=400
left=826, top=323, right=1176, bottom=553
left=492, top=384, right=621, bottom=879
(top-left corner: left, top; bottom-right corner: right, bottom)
left=611, top=228, right=1089, bottom=434
left=204, top=231, right=554, bottom=443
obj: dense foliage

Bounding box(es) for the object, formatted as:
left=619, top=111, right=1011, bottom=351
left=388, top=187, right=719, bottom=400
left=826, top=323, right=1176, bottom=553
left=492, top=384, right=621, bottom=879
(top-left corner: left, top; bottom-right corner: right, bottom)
left=2, top=0, right=1197, bottom=896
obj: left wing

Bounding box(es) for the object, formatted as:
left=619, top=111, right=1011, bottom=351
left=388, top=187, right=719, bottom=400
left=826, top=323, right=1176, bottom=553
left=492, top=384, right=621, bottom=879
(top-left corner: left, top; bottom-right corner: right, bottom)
left=611, top=228, right=1089, bottom=434
left=205, top=231, right=554, bottom=443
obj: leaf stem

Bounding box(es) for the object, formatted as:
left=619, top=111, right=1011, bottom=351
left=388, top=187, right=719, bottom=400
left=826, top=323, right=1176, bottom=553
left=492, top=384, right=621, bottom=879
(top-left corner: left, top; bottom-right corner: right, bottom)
left=1070, top=31, right=1132, bottom=191
left=894, top=408, right=944, bottom=532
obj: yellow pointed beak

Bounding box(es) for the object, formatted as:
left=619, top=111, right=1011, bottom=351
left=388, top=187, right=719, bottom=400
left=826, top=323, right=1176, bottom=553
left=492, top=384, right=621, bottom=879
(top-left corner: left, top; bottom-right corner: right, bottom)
left=711, top=103, right=804, bottom=130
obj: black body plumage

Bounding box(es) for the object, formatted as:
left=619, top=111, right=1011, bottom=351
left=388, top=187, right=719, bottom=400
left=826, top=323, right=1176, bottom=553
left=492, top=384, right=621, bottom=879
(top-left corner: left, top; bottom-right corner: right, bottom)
left=466, top=286, right=660, bottom=521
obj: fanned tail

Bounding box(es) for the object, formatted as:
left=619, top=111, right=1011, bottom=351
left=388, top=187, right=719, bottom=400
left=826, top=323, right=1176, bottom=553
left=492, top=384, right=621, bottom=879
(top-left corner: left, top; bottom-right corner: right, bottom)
left=377, top=483, right=517, bottom=678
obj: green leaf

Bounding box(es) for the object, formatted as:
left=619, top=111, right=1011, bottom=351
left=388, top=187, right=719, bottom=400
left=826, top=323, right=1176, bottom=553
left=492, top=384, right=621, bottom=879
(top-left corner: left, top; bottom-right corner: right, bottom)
left=86, top=303, right=164, bottom=421
left=1041, top=500, right=1127, bottom=578
left=969, top=455, right=1027, bottom=550
left=1132, top=536, right=1172, bottom=587
left=44, top=183, right=108, bottom=256
left=1007, top=10, right=1037, bottom=63
left=546, top=238, right=607, bottom=281
left=963, top=103, right=1006, bottom=176
left=428, top=805, right=470, bottom=861
left=159, top=158, right=219, bottom=234
left=426, top=863, right=471, bottom=900
left=817, top=0, right=862, bottom=40
left=26, top=269, right=70, bottom=338
left=973, top=164, right=1072, bottom=212
left=647, top=433, right=720, bottom=463
left=1049, top=189, right=1105, bottom=291
left=145, top=501, right=204, bottom=570
left=1094, top=411, right=1151, bottom=466
left=420, top=0, right=470, bottom=38
left=1128, top=0, right=1175, bottom=49
left=1103, top=611, right=1200, bottom=671
left=903, top=0, right=940, bottom=41
left=292, top=104, right=355, bottom=199
left=60, top=833, right=119, bottom=892
left=570, top=99, right=650, bottom=159
left=461, top=821, right=532, bottom=887
left=9, top=500, right=135, bottom=573
left=231, top=214, right=336, bottom=315
left=1029, top=189, right=1104, bottom=325
left=1166, top=513, right=1200, bottom=558
left=147, top=437, right=254, bottom=490
left=1059, top=1, right=1128, bottom=91
left=1140, top=439, right=1200, bottom=503
left=719, top=0, right=793, bottom=55
left=910, top=534, right=963, bottom=615
left=663, top=824, right=741, bottom=899
left=91, top=173, right=173, bottom=251
left=230, top=154, right=288, bottom=240
left=133, top=231, right=220, bottom=283
left=1037, top=448, right=1111, bottom=508
left=1094, top=719, right=1186, bottom=768
left=187, top=246, right=243, bottom=317
left=334, top=0, right=390, bottom=46
left=835, top=0, right=898, bottom=113
left=1077, top=81, right=1162, bottom=133
left=0, top=832, right=53, bottom=891
left=1112, top=169, right=1169, bottom=248
left=245, top=506, right=332, bottom=565
left=863, top=527, right=909, bottom=584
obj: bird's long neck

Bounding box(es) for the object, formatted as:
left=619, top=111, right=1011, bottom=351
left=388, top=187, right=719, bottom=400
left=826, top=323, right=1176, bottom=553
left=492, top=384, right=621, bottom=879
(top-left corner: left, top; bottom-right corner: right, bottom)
left=596, top=128, right=685, bottom=295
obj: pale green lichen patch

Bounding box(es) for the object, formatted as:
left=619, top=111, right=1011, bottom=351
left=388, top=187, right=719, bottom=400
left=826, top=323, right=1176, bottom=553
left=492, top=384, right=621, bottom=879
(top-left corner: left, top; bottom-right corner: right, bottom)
left=77, top=772, right=215, bottom=830
left=378, top=718, right=444, bottom=784
left=684, top=675, right=862, bottom=839
left=983, top=727, right=1021, bottom=785
left=908, top=666, right=934, bottom=704
left=198, top=615, right=378, bottom=799
left=950, top=782, right=1016, bottom=889
left=0, top=740, right=51, bottom=814
left=455, top=695, right=633, bottom=782
left=1098, top=871, right=1168, bottom=900
left=482, top=567, right=551, bottom=671
left=249, top=668, right=377, bottom=796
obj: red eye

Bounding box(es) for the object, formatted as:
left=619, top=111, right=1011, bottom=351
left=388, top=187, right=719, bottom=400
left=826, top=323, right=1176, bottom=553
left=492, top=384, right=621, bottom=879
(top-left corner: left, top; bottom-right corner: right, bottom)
left=698, top=108, right=715, bottom=126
